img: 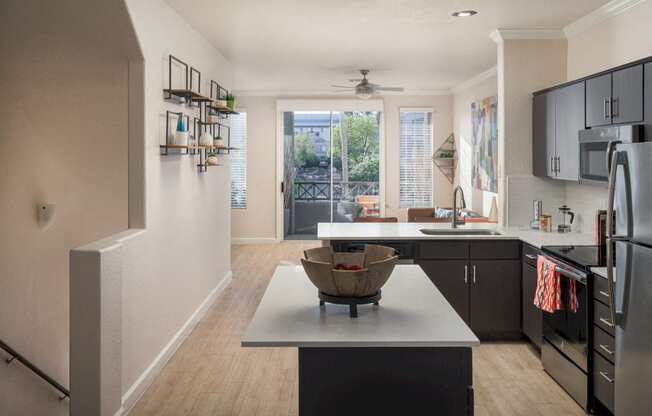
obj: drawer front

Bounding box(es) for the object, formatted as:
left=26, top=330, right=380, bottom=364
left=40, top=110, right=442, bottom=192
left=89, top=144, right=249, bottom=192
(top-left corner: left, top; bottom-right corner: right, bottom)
left=522, top=244, right=540, bottom=267
left=594, top=300, right=615, bottom=336
left=593, top=325, right=615, bottom=364
left=470, top=240, right=520, bottom=260
left=593, top=275, right=611, bottom=306
left=419, top=241, right=468, bottom=259
left=593, top=352, right=615, bottom=414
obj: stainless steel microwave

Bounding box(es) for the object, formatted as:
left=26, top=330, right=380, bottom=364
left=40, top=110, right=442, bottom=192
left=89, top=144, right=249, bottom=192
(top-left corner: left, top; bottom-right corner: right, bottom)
left=578, top=125, right=643, bottom=185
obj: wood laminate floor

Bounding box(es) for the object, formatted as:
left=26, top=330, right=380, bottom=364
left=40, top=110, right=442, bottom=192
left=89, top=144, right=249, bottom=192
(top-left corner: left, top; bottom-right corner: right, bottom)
left=130, top=242, right=586, bottom=416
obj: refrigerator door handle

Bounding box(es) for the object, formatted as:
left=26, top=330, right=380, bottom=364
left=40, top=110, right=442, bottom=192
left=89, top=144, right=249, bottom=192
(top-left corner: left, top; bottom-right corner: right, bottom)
left=606, top=151, right=620, bottom=324
left=606, top=140, right=621, bottom=173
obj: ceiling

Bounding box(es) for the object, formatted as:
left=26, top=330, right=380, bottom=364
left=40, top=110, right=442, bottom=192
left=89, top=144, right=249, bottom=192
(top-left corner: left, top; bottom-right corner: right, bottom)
left=165, top=0, right=610, bottom=94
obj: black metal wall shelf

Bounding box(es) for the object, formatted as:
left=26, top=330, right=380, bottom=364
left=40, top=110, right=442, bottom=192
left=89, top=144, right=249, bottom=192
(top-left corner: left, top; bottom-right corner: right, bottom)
left=161, top=55, right=237, bottom=172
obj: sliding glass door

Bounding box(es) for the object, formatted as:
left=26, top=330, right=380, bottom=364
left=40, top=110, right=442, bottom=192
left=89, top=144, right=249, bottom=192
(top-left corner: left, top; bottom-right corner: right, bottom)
left=282, top=110, right=381, bottom=239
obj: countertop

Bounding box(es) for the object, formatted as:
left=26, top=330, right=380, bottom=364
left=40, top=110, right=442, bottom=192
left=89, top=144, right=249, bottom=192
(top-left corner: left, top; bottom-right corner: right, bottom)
left=241, top=265, right=480, bottom=348
left=317, top=222, right=596, bottom=249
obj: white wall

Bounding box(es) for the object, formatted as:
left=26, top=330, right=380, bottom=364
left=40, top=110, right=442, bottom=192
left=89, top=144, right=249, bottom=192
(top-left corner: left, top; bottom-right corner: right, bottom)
left=231, top=96, right=278, bottom=242
left=231, top=94, right=454, bottom=240
left=0, top=1, right=138, bottom=414
left=496, top=37, right=568, bottom=226
left=121, top=0, right=233, bottom=409
left=567, top=0, right=652, bottom=80
left=453, top=73, right=499, bottom=217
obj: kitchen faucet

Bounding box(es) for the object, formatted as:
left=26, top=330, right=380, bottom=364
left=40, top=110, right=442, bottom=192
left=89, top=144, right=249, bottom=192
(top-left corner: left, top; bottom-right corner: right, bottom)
left=452, top=185, right=466, bottom=229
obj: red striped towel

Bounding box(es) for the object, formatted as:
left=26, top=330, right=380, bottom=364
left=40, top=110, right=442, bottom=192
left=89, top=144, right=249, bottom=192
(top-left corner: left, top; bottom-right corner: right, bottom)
left=534, top=256, right=577, bottom=313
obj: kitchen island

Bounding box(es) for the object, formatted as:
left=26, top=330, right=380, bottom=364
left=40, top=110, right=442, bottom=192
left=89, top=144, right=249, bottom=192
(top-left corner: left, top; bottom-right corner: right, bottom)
left=242, top=264, right=479, bottom=416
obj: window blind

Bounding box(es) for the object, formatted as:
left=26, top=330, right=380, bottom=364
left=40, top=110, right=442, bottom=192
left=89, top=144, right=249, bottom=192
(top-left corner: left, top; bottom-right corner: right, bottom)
left=230, top=112, right=247, bottom=209
left=399, top=110, right=433, bottom=209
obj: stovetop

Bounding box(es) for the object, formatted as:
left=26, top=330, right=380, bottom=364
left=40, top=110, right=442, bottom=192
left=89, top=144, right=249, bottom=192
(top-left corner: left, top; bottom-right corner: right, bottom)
left=541, top=245, right=605, bottom=270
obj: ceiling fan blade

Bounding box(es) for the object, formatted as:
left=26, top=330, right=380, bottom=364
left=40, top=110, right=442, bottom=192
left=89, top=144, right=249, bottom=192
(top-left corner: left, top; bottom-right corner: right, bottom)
left=332, top=90, right=354, bottom=94
left=331, top=85, right=355, bottom=89
left=348, top=78, right=362, bottom=82
left=375, top=87, right=405, bottom=92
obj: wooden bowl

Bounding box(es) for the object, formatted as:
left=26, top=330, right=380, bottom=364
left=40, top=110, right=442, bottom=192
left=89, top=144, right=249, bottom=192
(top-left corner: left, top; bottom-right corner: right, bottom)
left=301, top=245, right=398, bottom=297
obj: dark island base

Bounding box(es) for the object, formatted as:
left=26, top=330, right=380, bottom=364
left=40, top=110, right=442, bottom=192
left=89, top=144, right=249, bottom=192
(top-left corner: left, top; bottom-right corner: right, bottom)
left=298, top=347, right=474, bottom=416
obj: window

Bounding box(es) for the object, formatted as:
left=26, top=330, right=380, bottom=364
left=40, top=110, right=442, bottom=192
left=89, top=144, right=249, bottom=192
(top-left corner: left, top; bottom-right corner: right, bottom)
left=399, top=110, right=433, bottom=208
left=230, top=111, right=247, bottom=209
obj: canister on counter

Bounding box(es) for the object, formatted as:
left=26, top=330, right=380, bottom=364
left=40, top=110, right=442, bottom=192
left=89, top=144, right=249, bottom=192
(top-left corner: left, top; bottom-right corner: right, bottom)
left=539, top=214, right=552, bottom=232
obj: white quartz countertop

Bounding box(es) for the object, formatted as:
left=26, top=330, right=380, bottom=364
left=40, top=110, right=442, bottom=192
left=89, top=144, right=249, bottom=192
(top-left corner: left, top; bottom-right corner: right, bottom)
left=242, top=265, right=480, bottom=348
left=317, top=222, right=596, bottom=249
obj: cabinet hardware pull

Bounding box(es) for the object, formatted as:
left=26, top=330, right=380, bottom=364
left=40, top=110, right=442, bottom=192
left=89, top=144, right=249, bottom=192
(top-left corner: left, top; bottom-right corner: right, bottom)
left=599, top=290, right=610, bottom=298
left=525, top=254, right=538, bottom=260
left=599, top=317, right=614, bottom=327
left=472, top=265, right=477, bottom=284
left=464, top=265, right=468, bottom=284
left=610, top=98, right=616, bottom=118
left=599, top=344, right=615, bottom=356
left=599, top=371, right=615, bottom=384
left=604, top=98, right=609, bottom=120
left=556, top=156, right=560, bottom=173
left=551, top=156, right=554, bottom=173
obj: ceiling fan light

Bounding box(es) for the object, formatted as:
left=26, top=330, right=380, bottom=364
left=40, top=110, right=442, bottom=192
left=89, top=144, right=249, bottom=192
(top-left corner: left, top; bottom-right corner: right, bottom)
left=356, top=91, right=373, bottom=100
left=452, top=10, right=477, bottom=17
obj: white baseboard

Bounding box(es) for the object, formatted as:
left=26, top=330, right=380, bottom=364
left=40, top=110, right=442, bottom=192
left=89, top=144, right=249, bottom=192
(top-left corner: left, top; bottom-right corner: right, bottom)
left=121, top=271, right=233, bottom=415
left=231, top=237, right=279, bottom=245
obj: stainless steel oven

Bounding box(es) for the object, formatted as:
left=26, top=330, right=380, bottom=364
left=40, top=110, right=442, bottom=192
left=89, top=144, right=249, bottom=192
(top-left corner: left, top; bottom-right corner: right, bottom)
left=578, top=125, right=642, bottom=185
left=540, top=254, right=590, bottom=409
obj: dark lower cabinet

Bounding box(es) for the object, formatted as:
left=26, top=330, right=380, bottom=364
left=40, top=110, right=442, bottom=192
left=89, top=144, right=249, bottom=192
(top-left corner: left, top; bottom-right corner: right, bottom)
left=417, top=260, right=469, bottom=324
left=470, top=260, right=521, bottom=337
left=521, top=261, right=542, bottom=348
left=417, top=241, right=521, bottom=339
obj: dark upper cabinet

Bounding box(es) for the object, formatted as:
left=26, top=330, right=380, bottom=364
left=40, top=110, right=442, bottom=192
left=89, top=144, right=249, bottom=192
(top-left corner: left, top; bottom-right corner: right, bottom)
left=612, top=65, right=643, bottom=124
left=555, top=82, right=584, bottom=181
left=469, top=260, right=521, bottom=336
left=532, top=82, right=584, bottom=180
left=522, top=261, right=542, bottom=348
left=533, top=92, right=555, bottom=177
left=417, top=260, right=470, bottom=324
left=586, top=65, right=643, bottom=127
left=586, top=73, right=612, bottom=128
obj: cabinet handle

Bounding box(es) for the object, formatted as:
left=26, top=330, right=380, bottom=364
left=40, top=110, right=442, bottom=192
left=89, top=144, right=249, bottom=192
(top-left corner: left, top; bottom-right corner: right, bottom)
left=599, top=290, right=610, bottom=299
left=604, top=98, right=609, bottom=120
left=599, top=344, right=615, bottom=356
left=599, top=371, right=615, bottom=384
left=472, top=265, right=477, bottom=284
left=550, top=156, right=554, bottom=173
left=611, top=98, right=617, bottom=118
left=556, top=156, right=560, bottom=173
left=525, top=254, right=538, bottom=260
left=464, top=265, right=468, bottom=284
left=600, top=317, right=614, bottom=327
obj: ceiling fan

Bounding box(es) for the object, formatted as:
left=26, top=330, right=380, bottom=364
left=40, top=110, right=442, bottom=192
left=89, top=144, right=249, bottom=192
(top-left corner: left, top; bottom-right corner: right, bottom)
left=331, top=69, right=404, bottom=99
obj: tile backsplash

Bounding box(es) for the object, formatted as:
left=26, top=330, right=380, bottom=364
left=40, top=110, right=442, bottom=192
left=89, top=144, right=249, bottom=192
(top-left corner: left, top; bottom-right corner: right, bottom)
left=506, top=175, right=607, bottom=236
left=564, top=181, right=607, bottom=234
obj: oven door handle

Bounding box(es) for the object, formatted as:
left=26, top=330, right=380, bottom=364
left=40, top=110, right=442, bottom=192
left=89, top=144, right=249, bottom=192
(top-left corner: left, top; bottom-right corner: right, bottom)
left=553, top=265, right=588, bottom=284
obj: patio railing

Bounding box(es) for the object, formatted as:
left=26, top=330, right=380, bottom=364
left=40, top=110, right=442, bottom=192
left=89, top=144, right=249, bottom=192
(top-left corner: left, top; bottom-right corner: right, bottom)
left=293, top=181, right=379, bottom=201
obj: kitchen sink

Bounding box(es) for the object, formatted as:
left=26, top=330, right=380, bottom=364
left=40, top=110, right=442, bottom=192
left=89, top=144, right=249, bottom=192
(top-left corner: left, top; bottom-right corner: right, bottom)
left=419, top=229, right=502, bottom=236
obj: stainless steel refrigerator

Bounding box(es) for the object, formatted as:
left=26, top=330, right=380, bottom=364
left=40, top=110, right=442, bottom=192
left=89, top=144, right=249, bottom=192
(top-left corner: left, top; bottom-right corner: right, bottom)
left=607, top=141, right=652, bottom=415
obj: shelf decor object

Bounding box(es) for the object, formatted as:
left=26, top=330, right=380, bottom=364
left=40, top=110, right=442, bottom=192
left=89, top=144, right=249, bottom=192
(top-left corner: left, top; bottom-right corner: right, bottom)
left=300, top=245, right=398, bottom=318
left=160, top=111, right=193, bottom=155
left=208, top=80, right=239, bottom=116
left=432, top=133, right=457, bottom=184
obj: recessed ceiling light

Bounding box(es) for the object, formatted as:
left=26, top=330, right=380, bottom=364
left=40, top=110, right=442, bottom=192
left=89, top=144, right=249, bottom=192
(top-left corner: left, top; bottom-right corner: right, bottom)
left=452, top=10, right=477, bottom=17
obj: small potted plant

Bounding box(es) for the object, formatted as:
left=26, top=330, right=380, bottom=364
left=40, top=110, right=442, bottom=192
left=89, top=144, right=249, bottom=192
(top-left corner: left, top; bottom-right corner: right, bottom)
left=214, top=135, right=225, bottom=148
left=207, top=150, right=218, bottom=166
left=226, top=93, right=235, bottom=110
